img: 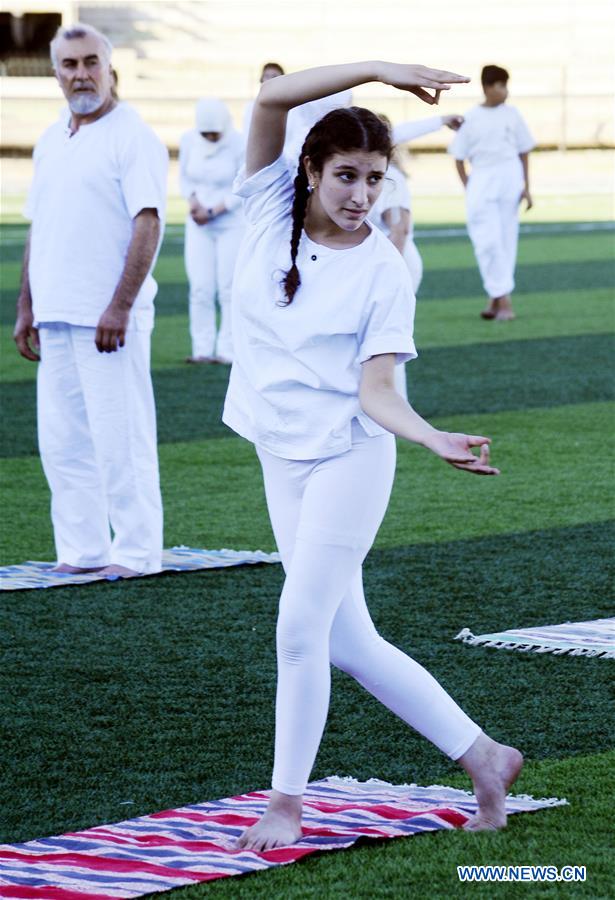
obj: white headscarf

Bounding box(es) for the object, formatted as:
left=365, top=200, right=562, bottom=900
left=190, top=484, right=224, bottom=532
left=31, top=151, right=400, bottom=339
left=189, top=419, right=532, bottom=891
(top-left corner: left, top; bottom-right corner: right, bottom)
left=195, top=98, right=234, bottom=156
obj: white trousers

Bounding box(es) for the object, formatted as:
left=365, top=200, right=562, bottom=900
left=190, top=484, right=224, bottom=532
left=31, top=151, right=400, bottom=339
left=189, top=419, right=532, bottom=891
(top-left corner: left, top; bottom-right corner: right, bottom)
left=465, top=161, right=524, bottom=299
left=37, top=324, right=163, bottom=573
left=257, top=422, right=481, bottom=795
left=184, top=216, right=244, bottom=360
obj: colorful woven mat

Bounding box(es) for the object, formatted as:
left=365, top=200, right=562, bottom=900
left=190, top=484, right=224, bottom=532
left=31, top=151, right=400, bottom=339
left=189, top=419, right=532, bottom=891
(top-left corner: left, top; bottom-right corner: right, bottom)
left=455, top=617, right=615, bottom=659
left=0, top=777, right=565, bottom=898
left=0, top=547, right=280, bottom=592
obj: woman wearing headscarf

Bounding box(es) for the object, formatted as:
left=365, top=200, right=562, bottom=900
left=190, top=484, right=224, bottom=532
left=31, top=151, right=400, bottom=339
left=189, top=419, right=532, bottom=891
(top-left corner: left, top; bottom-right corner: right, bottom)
left=180, top=98, right=244, bottom=363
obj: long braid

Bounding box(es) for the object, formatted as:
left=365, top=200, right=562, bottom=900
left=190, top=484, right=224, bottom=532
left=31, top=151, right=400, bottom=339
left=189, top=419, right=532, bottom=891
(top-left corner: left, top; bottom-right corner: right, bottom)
left=281, top=163, right=309, bottom=304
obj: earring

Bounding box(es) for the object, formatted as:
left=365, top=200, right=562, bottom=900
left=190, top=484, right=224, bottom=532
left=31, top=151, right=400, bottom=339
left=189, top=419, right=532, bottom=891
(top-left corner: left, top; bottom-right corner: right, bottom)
left=307, top=182, right=315, bottom=193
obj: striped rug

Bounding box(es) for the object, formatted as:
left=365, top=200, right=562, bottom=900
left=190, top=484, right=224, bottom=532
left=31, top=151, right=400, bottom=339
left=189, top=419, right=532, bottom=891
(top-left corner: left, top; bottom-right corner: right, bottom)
left=0, top=778, right=565, bottom=898
left=0, top=547, right=280, bottom=592
left=455, top=617, right=615, bottom=658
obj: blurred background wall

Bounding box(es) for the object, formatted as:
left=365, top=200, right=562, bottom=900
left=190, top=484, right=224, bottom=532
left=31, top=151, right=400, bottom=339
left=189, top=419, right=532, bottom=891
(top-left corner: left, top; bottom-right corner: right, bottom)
left=1, top=0, right=614, bottom=151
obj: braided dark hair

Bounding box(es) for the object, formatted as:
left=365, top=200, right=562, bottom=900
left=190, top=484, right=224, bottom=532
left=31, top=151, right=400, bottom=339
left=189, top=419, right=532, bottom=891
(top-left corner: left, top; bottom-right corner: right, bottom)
left=281, top=106, right=392, bottom=304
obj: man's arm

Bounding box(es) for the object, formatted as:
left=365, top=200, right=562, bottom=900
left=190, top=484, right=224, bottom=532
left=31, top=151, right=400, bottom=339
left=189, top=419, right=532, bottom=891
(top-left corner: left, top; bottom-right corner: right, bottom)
left=95, top=208, right=160, bottom=353
left=454, top=159, right=468, bottom=187
left=519, top=152, right=533, bottom=210
left=13, top=228, right=40, bottom=362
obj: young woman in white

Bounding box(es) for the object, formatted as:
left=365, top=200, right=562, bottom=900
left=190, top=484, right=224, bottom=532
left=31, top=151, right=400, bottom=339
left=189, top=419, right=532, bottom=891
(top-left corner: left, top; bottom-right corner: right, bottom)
left=222, top=61, right=523, bottom=851
left=180, top=98, right=244, bottom=363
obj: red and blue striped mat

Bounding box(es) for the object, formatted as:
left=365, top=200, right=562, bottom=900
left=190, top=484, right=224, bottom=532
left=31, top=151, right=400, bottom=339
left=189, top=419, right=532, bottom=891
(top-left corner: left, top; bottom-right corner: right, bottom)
left=0, top=778, right=565, bottom=898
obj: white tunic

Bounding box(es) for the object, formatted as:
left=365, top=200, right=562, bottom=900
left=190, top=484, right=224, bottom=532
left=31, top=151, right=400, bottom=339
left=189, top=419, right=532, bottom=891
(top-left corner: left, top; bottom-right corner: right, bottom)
left=222, top=156, right=417, bottom=460
left=448, top=104, right=535, bottom=169
left=179, top=128, right=244, bottom=216
left=25, top=103, right=168, bottom=331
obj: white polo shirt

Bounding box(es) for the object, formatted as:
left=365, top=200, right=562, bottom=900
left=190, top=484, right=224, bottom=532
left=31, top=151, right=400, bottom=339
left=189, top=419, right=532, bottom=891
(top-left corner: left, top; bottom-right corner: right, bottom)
left=448, top=104, right=535, bottom=169
left=25, top=103, right=168, bottom=330
left=222, top=156, right=417, bottom=460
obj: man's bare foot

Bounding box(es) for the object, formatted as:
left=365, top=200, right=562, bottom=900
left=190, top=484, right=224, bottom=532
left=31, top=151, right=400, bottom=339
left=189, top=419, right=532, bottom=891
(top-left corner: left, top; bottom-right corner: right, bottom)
left=98, top=564, right=141, bottom=578
left=480, top=297, right=500, bottom=319
left=495, top=295, right=516, bottom=321
left=237, top=790, right=303, bottom=851
left=51, top=563, right=106, bottom=574
left=459, top=733, right=524, bottom=831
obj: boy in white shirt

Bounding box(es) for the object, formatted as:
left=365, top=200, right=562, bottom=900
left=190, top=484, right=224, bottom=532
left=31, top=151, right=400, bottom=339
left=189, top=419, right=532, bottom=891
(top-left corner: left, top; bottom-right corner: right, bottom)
left=449, top=65, right=535, bottom=320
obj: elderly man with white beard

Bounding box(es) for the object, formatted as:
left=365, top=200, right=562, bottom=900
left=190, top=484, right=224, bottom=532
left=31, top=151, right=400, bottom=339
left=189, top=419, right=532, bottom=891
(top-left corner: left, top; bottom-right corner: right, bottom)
left=13, top=23, right=168, bottom=577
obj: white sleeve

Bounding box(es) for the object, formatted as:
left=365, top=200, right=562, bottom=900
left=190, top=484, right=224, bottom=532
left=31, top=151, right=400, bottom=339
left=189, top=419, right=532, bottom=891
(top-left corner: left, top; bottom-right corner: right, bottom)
left=233, top=155, right=294, bottom=226
left=447, top=122, right=469, bottom=160
left=358, top=269, right=417, bottom=364
left=119, top=121, right=168, bottom=220
left=512, top=108, right=535, bottom=154
left=393, top=116, right=443, bottom=144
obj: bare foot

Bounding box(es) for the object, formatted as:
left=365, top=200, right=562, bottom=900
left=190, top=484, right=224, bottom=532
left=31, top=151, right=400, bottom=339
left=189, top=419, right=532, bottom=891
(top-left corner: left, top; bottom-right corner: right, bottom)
left=98, top=564, right=141, bottom=578
left=237, top=790, right=303, bottom=851
left=480, top=297, right=500, bottom=319
left=495, top=295, right=516, bottom=321
left=459, top=733, right=524, bottom=831
left=51, top=563, right=106, bottom=574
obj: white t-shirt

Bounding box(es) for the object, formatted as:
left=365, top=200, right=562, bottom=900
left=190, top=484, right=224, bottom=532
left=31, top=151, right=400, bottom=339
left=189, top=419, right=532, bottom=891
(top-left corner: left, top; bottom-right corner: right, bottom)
left=370, top=164, right=413, bottom=237
left=448, top=104, right=535, bottom=169
left=222, top=156, right=417, bottom=460
left=178, top=128, right=244, bottom=218
left=25, top=103, right=168, bottom=330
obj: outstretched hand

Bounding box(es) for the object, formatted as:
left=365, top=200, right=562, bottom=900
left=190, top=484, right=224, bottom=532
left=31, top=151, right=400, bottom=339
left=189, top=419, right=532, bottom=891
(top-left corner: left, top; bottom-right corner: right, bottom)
left=425, top=431, right=500, bottom=475
left=379, top=64, right=470, bottom=105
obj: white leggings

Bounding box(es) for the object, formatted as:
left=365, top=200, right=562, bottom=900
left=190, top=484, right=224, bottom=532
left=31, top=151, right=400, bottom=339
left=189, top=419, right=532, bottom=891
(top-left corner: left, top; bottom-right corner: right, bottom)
left=257, top=422, right=481, bottom=795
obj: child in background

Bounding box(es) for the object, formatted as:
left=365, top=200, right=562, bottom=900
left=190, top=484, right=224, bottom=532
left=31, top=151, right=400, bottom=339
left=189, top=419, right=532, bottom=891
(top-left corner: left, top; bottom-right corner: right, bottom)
left=449, top=65, right=535, bottom=320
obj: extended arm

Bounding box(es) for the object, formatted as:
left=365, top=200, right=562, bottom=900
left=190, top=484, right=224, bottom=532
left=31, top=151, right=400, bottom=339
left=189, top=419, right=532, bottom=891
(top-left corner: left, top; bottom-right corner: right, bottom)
left=359, top=353, right=499, bottom=475
left=95, top=208, right=160, bottom=352
left=247, top=61, right=470, bottom=176
left=519, top=152, right=533, bottom=210
left=13, top=229, right=40, bottom=362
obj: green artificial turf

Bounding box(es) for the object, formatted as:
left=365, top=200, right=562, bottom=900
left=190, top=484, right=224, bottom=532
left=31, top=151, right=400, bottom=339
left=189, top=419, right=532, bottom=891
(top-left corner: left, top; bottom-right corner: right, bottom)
left=0, top=221, right=613, bottom=897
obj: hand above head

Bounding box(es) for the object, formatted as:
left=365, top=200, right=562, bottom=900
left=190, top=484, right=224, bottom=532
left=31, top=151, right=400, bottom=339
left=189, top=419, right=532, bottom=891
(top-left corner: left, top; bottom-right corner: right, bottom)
left=424, top=431, right=500, bottom=475
left=443, top=114, right=464, bottom=130
left=13, top=305, right=40, bottom=362
left=95, top=303, right=130, bottom=353
left=378, top=64, right=470, bottom=105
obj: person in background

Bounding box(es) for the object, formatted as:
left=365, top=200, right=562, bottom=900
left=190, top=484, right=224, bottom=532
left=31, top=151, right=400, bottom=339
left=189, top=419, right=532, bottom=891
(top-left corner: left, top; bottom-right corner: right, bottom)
left=242, top=61, right=285, bottom=137
left=449, top=64, right=535, bottom=320
left=371, top=112, right=463, bottom=397
left=180, top=98, right=245, bottom=364
left=13, top=23, right=167, bottom=577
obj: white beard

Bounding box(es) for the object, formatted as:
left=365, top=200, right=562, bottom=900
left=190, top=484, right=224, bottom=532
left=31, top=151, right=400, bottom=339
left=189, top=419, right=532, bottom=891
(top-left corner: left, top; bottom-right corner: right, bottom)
left=69, top=92, right=104, bottom=115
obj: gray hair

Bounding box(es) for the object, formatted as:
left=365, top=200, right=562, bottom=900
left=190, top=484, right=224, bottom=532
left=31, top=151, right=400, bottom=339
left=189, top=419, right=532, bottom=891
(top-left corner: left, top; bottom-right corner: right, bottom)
left=50, top=23, right=113, bottom=71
